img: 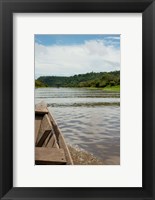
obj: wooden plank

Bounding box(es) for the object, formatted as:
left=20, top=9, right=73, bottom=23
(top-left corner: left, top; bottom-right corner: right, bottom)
left=35, top=115, right=43, bottom=142
left=47, top=111, right=73, bottom=165
left=42, top=133, right=52, bottom=147
left=47, top=112, right=60, bottom=141
left=46, top=134, right=59, bottom=148
left=35, top=110, right=48, bottom=115
left=58, top=133, right=73, bottom=165
left=42, top=124, right=59, bottom=148
left=46, top=135, right=55, bottom=147
left=52, top=138, right=59, bottom=148
left=35, top=101, right=47, bottom=110
left=35, top=101, right=48, bottom=114
left=36, top=130, right=51, bottom=147
left=36, top=114, right=52, bottom=146
left=35, top=147, right=67, bottom=165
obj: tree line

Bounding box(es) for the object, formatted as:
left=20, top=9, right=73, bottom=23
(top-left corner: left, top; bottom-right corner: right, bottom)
left=35, top=80, right=48, bottom=88
left=35, top=71, right=120, bottom=88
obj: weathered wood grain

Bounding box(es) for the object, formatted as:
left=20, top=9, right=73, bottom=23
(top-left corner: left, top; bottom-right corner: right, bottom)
left=35, top=110, right=48, bottom=115
left=36, top=114, right=52, bottom=145
left=35, top=115, right=43, bottom=142
left=35, top=101, right=48, bottom=114
left=35, top=147, right=66, bottom=165
left=42, top=133, right=52, bottom=147
left=36, top=130, right=51, bottom=147
left=47, top=111, right=73, bottom=165
left=46, top=134, right=59, bottom=148
left=58, top=133, right=73, bottom=165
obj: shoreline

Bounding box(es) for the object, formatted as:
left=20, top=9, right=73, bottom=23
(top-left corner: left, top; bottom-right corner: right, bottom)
left=68, top=144, right=120, bottom=165
left=67, top=145, right=104, bottom=165
left=35, top=86, right=120, bottom=92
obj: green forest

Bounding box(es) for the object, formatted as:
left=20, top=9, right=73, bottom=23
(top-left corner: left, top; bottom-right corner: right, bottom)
left=35, top=80, right=48, bottom=88
left=35, top=71, right=120, bottom=91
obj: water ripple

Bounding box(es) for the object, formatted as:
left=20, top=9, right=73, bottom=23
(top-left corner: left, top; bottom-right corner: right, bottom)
left=35, top=88, right=120, bottom=164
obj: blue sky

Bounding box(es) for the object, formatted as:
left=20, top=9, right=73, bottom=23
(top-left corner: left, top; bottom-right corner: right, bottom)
left=35, top=34, right=120, bottom=48
left=35, top=34, right=120, bottom=78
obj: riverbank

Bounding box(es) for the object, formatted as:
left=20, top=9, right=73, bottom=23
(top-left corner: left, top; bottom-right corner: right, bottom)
left=68, top=145, right=104, bottom=165
left=35, top=85, right=120, bottom=92
left=86, top=85, right=120, bottom=92
left=68, top=145, right=120, bottom=165
left=102, top=85, right=120, bottom=92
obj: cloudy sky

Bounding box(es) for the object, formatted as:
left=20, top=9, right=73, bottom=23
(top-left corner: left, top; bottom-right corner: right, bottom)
left=35, top=34, right=120, bottom=78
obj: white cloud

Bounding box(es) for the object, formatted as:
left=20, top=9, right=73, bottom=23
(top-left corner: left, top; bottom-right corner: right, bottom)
left=35, top=39, right=120, bottom=77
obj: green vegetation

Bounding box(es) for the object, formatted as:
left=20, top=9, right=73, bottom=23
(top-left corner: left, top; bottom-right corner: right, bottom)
left=35, top=80, right=48, bottom=88
left=102, top=85, right=120, bottom=92
left=37, top=71, right=120, bottom=89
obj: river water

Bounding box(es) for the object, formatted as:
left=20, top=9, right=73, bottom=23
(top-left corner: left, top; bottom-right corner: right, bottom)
left=35, top=87, right=120, bottom=164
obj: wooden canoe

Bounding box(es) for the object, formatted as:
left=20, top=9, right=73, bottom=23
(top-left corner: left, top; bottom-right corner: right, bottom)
left=35, top=102, right=73, bottom=165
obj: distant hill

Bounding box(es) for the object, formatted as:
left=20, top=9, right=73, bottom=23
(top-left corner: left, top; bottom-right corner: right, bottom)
left=35, top=80, right=48, bottom=88
left=37, top=71, right=120, bottom=88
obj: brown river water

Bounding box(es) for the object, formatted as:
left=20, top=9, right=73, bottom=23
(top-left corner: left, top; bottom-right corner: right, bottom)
left=35, top=87, right=120, bottom=164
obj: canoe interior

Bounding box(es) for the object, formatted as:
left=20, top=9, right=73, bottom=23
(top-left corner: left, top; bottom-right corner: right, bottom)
left=35, top=102, right=73, bottom=165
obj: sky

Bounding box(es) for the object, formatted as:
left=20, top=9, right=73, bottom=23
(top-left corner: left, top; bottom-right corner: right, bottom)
left=35, top=34, right=120, bottom=78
